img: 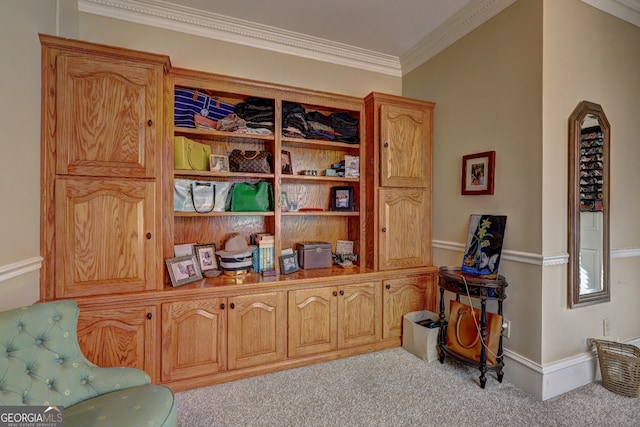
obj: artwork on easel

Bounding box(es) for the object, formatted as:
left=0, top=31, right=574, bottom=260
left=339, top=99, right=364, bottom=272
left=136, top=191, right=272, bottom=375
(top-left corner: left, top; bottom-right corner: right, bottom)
left=462, top=214, right=507, bottom=279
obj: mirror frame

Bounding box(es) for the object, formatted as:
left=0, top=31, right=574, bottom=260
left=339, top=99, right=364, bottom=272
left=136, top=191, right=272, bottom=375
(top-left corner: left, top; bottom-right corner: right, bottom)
left=568, top=100, right=610, bottom=308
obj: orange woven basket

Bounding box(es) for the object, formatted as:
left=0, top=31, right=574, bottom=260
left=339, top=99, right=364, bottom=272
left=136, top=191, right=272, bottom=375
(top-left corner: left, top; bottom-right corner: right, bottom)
left=590, top=338, right=640, bottom=398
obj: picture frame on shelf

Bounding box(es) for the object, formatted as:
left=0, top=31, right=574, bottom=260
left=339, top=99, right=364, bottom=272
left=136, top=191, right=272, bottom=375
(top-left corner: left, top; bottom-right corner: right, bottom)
left=280, top=191, right=289, bottom=212
left=281, top=150, right=293, bottom=175
left=330, top=186, right=355, bottom=212
left=166, top=255, right=203, bottom=287
left=344, top=155, right=360, bottom=178
left=280, top=252, right=299, bottom=275
left=174, top=243, right=195, bottom=257
left=210, top=154, right=229, bottom=172
left=194, top=243, right=217, bottom=272
left=461, top=151, right=495, bottom=195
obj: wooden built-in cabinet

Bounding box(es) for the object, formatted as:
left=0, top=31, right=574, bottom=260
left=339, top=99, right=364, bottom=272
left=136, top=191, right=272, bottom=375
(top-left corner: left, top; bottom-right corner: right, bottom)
left=40, top=35, right=437, bottom=391
left=382, top=275, right=437, bottom=339
left=365, top=93, right=434, bottom=271
left=161, top=298, right=227, bottom=382
left=39, top=34, right=169, bottom=301
left=288, top=281, right=381, bottom=358
left=76, top=303, right=157, bottom=376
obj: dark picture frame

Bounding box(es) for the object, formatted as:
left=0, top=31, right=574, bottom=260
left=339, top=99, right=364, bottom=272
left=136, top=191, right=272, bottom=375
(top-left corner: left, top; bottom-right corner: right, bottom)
left=281, top=150, right=293, bottom=175
left=194, top=243, right=217, bottom=272
left=279, top=252, right=299, bottom=275
left=461, top=151, right=495, bottom=195
left=166, top=255, right=203, bottom=287
left=330, top=186, right=354, bottom=211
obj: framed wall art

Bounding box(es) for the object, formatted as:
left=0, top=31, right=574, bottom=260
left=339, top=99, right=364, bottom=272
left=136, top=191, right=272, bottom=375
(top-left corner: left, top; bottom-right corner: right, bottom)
left=461, top=151, right=495, bottom=195
left=166, top=255, right=203, bottom=287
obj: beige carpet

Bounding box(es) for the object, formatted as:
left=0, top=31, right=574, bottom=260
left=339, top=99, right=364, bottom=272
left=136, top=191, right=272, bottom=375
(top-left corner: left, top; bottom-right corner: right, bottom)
left=175, top=347, right=639, bottom=426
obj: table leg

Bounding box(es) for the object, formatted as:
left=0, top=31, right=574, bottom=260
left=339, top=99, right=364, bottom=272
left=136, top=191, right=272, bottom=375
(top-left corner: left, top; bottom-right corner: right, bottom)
left=438, top=286, right=446, bottom=363
left=479, top=299, right=487, bottom=388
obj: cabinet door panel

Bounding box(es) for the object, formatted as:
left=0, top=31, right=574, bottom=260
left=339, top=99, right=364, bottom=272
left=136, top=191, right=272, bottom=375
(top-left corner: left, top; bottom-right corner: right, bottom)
left=338, top=282, right=381, bottom=348
left=55, top=178, right=158, bottom=297
left=380, top=104, right=430, bottom=187
left=56, top=54, right=161, bottom=177
left=77, top=305, right=156, bottom=377
left=378, top=188, right=430, bottom=270
left=161, top=299, right=227, bottom=382
left=288, top=287, right=337, bottom=357
left=382, top=277, right=427, bottom=339
left=228, top=292, right=287, bottom=370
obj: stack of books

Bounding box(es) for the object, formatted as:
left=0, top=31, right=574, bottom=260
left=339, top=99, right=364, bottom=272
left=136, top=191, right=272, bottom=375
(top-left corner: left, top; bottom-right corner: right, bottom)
left=251, top=233, right=275, bottom=274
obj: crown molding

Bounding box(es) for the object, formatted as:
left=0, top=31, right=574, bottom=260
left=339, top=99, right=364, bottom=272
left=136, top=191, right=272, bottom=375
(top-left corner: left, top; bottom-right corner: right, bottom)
left=400, top=0, right=517, bottom=75
left=78, top=0, right=402, bottom=76
left=580, top=0, right=640, bottom=28
left=78, top=0, right=640, bottom=77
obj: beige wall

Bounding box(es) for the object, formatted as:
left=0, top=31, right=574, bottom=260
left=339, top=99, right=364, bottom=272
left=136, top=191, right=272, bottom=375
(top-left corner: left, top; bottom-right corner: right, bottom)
left=541, top=0, right=640, bottom=363
left=403, top=0, right=640, bottom=365
left=0, top=1, right=57, bottom=310
left=403, top=0, right=544, bottom=362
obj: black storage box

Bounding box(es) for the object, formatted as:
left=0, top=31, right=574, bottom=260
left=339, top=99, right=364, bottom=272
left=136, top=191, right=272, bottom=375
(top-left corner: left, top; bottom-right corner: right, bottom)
left=296, top=242, right=332, bottom=269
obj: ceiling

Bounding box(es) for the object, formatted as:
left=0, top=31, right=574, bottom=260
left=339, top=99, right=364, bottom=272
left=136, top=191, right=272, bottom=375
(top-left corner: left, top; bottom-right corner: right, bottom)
left=79, top=0, right=640, bottom=76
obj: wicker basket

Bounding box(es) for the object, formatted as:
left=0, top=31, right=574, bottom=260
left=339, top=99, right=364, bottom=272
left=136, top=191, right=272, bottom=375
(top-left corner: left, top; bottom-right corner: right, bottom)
left=590, top=338, right=640, bottom=398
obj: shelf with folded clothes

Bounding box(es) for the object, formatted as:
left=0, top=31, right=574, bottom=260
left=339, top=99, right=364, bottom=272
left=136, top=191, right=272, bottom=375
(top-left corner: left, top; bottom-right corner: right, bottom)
left=174, top=211, right=275, bottom=217
left=281, top=136, right=360, bottom=151
left=175, top=127, right=276, bottom=143
left=281, top=100, right=361, bottom=145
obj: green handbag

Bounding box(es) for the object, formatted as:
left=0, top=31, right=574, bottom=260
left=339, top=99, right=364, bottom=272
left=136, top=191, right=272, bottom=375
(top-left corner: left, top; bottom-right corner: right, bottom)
left=226, top=181, right=273, bottom=212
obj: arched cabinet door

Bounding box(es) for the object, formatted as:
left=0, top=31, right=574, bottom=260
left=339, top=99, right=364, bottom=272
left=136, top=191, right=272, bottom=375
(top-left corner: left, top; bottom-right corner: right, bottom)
left=378, top=188, right=431, bottom=271
left=55, top=178, right=159, bottom=298
left=77, top=304, right=157, bottom=378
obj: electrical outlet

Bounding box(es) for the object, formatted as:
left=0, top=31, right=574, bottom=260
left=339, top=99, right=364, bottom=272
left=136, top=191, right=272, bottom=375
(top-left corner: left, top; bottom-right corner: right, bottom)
left=603, top=318, right=611, bottom=336
left=502, top=319, right=511, bottom=339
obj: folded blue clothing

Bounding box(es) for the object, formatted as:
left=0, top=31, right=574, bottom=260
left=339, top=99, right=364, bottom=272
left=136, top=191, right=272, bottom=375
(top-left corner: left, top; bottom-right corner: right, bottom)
left=174, top=87, right=235, bottom=128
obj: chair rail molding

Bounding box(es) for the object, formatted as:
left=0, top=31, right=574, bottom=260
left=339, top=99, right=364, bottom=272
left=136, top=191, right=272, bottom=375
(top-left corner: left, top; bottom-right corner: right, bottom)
left=0, top=257, right=43, bottom=283
left=432, top=240, right=639, bottom=266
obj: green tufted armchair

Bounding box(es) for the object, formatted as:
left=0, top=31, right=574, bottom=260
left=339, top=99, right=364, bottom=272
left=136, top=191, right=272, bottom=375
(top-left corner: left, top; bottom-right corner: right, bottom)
left=0, top=300, right=177, bottom=426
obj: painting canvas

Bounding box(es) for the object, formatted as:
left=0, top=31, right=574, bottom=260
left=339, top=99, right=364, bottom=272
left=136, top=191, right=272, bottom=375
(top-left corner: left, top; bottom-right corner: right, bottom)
left=462, top=214, right=507, bottom=278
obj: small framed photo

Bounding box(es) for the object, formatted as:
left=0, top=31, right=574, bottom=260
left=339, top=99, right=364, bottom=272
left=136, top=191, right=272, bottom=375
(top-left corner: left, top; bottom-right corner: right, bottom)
left=330, top=186, right=355, bottom=212
left=344, top=155, right=360, bottom=178
left=166, top=255, right=203, bottom=287
left=461, top=151, right=495, bottom=195
left=194, top=243, right=217, bottom=272
left=281, top=150, right=293, bottom=175
left=210, top=155, right=229, bottom=172
left=280, top=252, right=299, bottom=275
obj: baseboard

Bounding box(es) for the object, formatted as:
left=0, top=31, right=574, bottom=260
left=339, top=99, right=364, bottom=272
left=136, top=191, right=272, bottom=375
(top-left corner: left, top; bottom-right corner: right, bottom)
left=503, top=337, right=640, bottom=400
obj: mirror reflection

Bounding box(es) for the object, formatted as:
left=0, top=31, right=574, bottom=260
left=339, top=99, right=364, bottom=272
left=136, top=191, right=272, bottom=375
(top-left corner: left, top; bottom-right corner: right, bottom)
left=569, top=101, right=610, bottom=308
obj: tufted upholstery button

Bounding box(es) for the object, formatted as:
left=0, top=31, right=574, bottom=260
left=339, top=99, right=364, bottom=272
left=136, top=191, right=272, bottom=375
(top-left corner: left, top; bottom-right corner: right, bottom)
left=53, top=315, right=60, bottom=321
left=81, top=379, right=87, bottom=385
left=35, top=339, right=42, bottom=346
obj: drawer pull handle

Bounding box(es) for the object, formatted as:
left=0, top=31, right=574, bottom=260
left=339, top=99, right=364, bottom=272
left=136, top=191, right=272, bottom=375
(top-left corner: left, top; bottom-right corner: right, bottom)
left=146, top=312, right=152, bottom=320
left=386, top=284, right=391, bottom=290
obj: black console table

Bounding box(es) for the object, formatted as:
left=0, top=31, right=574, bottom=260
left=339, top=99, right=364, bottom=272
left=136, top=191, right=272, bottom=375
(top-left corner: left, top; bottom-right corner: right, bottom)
left=437, top=266, right=508, bottom=388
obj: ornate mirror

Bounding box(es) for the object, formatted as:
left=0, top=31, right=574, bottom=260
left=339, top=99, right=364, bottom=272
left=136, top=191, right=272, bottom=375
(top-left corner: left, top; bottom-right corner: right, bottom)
left=568, top=101, right=610, bottom=308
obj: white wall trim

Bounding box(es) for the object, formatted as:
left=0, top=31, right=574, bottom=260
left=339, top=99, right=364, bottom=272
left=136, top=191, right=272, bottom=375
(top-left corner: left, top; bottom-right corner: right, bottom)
left=78, top=0, right=402, bottom=76
left=0, top=257, right=43, bottom=284
left=580, top=0, right=640, bottom=27
left=504, top=337, right=640, bottom=400
left=433, top=239, right=639, bottom=266
left=400, top=0, right=518, bottom=75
